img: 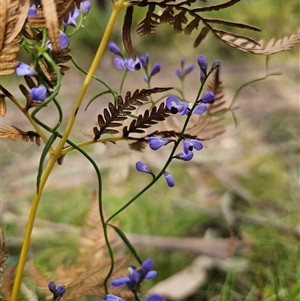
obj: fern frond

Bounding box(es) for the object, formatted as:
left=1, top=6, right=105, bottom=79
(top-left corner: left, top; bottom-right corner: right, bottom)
left=123, top=102, right=170, bottom=136
left=219, top=29, right=300, bottom=55
left=0, top=228, right=8, bottom=293
left=93, top=87, right=172, bottom=140
left=0, top=0, right=29, bottom=75
left=0, top=125, right=41, bottom=145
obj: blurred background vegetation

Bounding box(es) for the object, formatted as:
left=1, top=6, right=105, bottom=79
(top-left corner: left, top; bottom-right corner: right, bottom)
left=2, top=0, right=299, bottom=300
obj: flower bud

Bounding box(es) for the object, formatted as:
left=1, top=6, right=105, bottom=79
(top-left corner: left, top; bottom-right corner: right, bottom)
left=197, top=55, right=208, bottom=75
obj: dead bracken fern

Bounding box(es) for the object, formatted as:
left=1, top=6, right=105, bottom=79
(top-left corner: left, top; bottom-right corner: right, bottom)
left=29, top=194, right=132, bottom=300
left=0, top=0, right=29, bottom=75
left=0, top=125, right=41, bottom=145
left=93, top=87, right=172, bottom=140
left=126, top=0, right=300, bottom=55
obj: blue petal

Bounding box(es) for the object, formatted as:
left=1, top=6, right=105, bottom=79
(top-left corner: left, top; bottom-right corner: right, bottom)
left=197, top=55, right=208, bottom=75
left=135, top=161, right=152, bottom=174
left=142, top=258, right=154, bottom=272
left=48, top=281, right=56, bottom=293
left=108, top=42, right=122, bottom=56
left=164, top=172, right=175, bottom=188
left=183, top=139, right=192, bottom=154
left=27, top=5, right=37, bottom=17
left=105, top=294, right=124, bottom=301
left=80, top=0, right=91, bottom=15
left=174, top=151, right=194, bottom=161
left=191, top=139, right=203, bottom=151
left=193, top=103, right=207, bottom=115
left=166, top=96, right=180, bottom=111
left=124, top=59, right=136, bottom=71
left=129, top=269, right=140, bottom=284
left=211, top=60, right=221, bottom=70
left=185, top=63, right=194, bottom=75
left=201, top=92, right=215, bottom=104
left=55, top=285, right=66, bottom=297
left=144, top=294, right=165, bottom=301
left=175, top=68, right=182, bottom=79
left=150, top=63, right=160, bottom=77
left=16, top=62, right=36, bottom=76
left=114, top=57, right=125, bottom=69
left=148, top=137, right=169, bottom=150
left=30, top=85, right=47, bottom=102
left=111, top=277, right=130, bottom=287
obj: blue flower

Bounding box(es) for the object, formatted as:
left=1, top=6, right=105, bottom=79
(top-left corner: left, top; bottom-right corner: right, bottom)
left=183, top=139, right=203, bottom=154
left=27, top=5, right=37, bottom=17
left=111, top=259, right=157, bottom=290
left=114, top=57, right=136, bottom=71
left=148, top=137, right=171, bottom=150
left=175, top=58, right=194, bottom=80
left=46, top=32, right=69, bottom=50
left=200, top=92, right=215, bottom=104
left=140, top=54, right=149, bottom=68
left=197, top=55, right=208, bottom=76
left=164, top=171, right=175, bottom=187
left=80, top=0, right=91, bottom=15
left=102, top=294, right=124, bottom=301
left=15, top=62, right=36, bottom=76
left=136, top=161, right=152, bottom=174
left=192, top=103, right=207, bottom=115
left=108, top=42, right=122, bottom=56
left=174, top=151, right=194, bottom=161
left=144, top=294, right=165, bottom=301
left=211, top=60, right=221, bottom=70
left=62, top=7, right=80, bottom=27
left=30, top=85, right=47, bottom=102
left=48, top=281, right=65, bottom=299
left=166, top=96, right=188, bottom=116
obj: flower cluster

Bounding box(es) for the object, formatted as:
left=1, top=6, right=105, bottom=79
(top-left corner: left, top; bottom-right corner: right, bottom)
left=108, top=42, right=141, bottom=72
left=109, top=259, right=164, bottom=301
left=48, top=281, right=66, bottom=301
left=140, top=54, right=161, bottom=84
left=175, top=58, right=194, bottom=81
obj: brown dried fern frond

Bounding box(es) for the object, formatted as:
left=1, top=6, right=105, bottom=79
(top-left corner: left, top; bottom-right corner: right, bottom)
left=0, top=229, right=8, bottom=292
left=0, top=94, right=6, bottom=117
left=218, top=29, right=300, bottom=55
left=129, top=0, right=266, bottom=52
left=0, top=0, right=29, bottom=75
left=29, top=194, right=131, bottom=300
left=0, top=125, right=41, bottom=145
left=93, top=87, right=172, bottom=140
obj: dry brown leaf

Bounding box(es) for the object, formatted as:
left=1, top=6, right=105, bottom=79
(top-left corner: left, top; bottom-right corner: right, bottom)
left=219, top=29, right=300, bottom=55
left=41, top=0, right=60, bottom=52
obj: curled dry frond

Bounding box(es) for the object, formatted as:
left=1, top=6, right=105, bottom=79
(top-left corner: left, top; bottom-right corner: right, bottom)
left=0, top=0, right=29, bottom=75
left=129, top=0, right=300, bottom=54
left=218, top=28, right=300, bottom=55
left=0, top=125, right=41, bottom=145
left=29, top=194, right=131, bottom=300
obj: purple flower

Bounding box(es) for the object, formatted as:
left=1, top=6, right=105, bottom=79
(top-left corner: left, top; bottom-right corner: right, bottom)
left=102, top=294, right=124, bottom=301
left=192, top=103, right=207, bottom=115
left=197, top=55, right=208, bottom=75
left=16, top=62, right=36, bottom=76
left=200, top=70, right=205, bottom=82
left=140, top=54, right=149, bottom=68
left=27, top=5, right=37, bottom=17
left=114, top=57, right=136, bottom=71
left=174, top=151, right=194, bottom=161
left=166, top=96, right=188, bottom=116
left=175, top=59, right=194, bottom=80
left=62, top=7, right=80, bottom=27
left=48, top=281, right=65, bottom=299
left=150, top=63, right=160, bottom=77
left=201, top=92, right=215, bottom=104
left=30, top=85, right=47, bottom=102
left=145, top=294, right=165, bottom=301
left=136, top=161, right=152, bottom=174
left=111, top=259, right=157, bottom=290
left=164, top=171, right=175, bottom=187
left=148, top=137, right=171, bottom=150
left=80, top=0, right=91, bottom=15
left=211, top=60, right=221, bottom=70
left=108, top=42, right=122, bottom=56
left=183, top=139, right=203, bottom=154
left=46, top=33, right=69, bottom=50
